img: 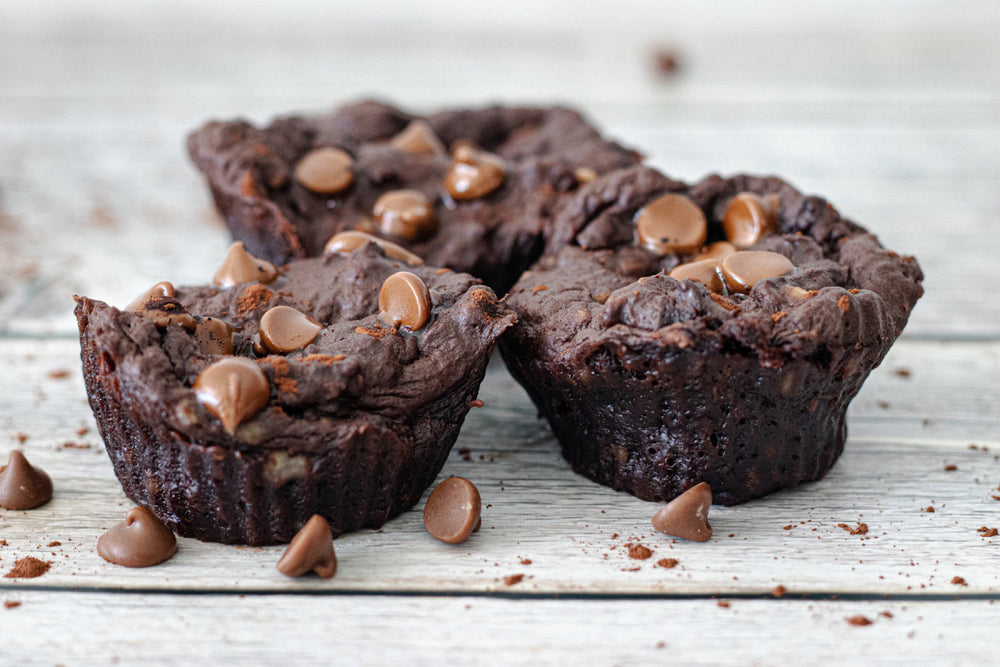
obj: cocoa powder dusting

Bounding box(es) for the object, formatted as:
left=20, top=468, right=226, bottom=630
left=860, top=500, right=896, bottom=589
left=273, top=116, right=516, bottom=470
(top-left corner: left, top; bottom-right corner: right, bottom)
left=236, top=284, right=274, bottom=317
left=4, top=557, right=51, bottom=579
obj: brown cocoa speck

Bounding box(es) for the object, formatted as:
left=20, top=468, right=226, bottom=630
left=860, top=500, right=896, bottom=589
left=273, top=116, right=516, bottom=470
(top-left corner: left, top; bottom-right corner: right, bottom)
left=3, top=601, right=21, bottom=609
left=846, top=615, right=873, bottom=626
left=46, top=541, right=61, bottom=547
left=716, top=600, right=730, bottom=608
left=520, top=559, right=532, bottom=565
left=944, top=464, right=958, bottom=471
left=924, top=506, right=935, bottom=513
left=504, top=574, right=524, bottom=586
left=877, top=401, right=890, bottom=409
left=628, top=544, right=653, bottom=560
left=951, top=576, right=968, bottom=586
left=14, top=433, right=28, bottom=444
left=880, top=611, right=894, bottom=619
left=894, top=368, right=911, bottom=378
left=656, top=558, right=679, bottom=569
left=772, top=585, right=787, bottom=598
left=652, top=47, right=681, bottom=75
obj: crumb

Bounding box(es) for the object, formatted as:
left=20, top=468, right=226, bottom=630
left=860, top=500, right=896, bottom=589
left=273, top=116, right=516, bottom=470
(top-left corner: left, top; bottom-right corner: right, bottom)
left=837, top=522, right=869, bottom=535
left=846, top=615, right=873, bottom=626
left=716, top=600, right=730, bottom=608
left=61, top=441, right=91, bottom=450
left=47, top=369, right=71, bottom=379
left=771, top=311, right=786, bottom=323
left=4, top=557, right=51, bottom=579
left=977, top=527, right=998, bottom=538
left=75, top=427, right=89, bottom=436
left=651, top=47, right=681, bottom=75
left=894, top=368, right=911, bottom=378
left=655, top=641, right=666, bottom=650
left=880, top=611, right=893, bottom=619
left=457, top=447, right=472, bottom=462
left=951, top=576, right=968, bottom=586
left=469, top=399, right=484, bottom=408
left=944, top=464, right=957, bottom=472
left=877, top=401, right=890, bottom=409
left=504, top=574, right=524, bottom=586
left=14, top=433, right=28, bottom=444
left=924, top=506, right=935, bottom=513
left=46, top=541, right=61, bottom=547
left=627, top=544, right=653, bottom=560
left=657, top=558, right=679, bottom=569
left=3, top=601, right=20, bottom=609
left=772, top=585, right=787, bottom=598
left=531, top=285, right=548, bottom=295
left=782, top=525, right=793, bottom=530
left=520, top=559, right=532, bottom=565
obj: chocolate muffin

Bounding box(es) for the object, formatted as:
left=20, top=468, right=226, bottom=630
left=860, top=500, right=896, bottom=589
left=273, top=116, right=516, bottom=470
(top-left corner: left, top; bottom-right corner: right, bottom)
left=76, top=239, right=514, bottom=545
left=187, top=100, right=641, bottom=293
left=500, top=167, right=923, bottom=505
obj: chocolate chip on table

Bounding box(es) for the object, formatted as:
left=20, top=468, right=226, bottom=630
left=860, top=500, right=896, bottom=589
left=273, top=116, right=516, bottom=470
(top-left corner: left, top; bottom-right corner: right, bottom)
left=194, top=317, right=236, bottom=355
left=373, top=189, right=438, bottom=241
left=193, top=357, right=270, bottom=435
left=293, top=147, right=354, bottom=195
left=213, top=241, right=278, bottom=288
left=0, top=450, right=53, bottom=510
left=423, top=477, right=482, bottom=544
left=324, top=230, right=424, bottom=266
left=723, top=192, right=778, bottom=248
left=258, top=305, right=322, bottom=354
left=444, top=144, right=506, bottom=200
left=378, top=271, right=432, bottom=331
left=720, top=250, right=794, bottom=294
left=695, top=241, right=738, bottom=262
left=125, top=281, right=197, bottom=331
left=97, top=507, right=177, bottom=568
left=277, top=514, right=337, bottom=578
left=651, top=481, right=713, bottom=542
left=389, top=119, right=446, bottom=156
left=635, top=193, right=707, bottom=255
left=668, top=258, right=724, bottom=292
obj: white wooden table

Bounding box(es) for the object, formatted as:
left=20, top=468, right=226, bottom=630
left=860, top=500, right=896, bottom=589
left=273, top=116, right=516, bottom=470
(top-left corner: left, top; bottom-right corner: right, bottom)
left=2, top=2, right=998, bottom=664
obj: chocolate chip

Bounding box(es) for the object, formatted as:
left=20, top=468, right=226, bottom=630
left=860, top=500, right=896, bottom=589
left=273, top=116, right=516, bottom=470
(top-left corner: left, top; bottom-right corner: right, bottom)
left=719, top=250, right=794, bottom=294
left=373, top=189, right=438, bottom=241
left=695, top=241, right=738, bottom=262
left=193, top=357, right=270, bottom=435
left=668, top=258, right=723, bottom=292
left=293, top=147, right=354, bottom=195
left=378, top=271, right=432, bottom=331
left=276, top=514, right=337, bottom=578
left=651, top=481, right=713, bottom=542
left=444, top=144, right=506, bottom=200
left=635, top=193, right=707, bottom=255
left=194, top=317, right=235, bottom=355
left=258, top=305, right=322, bottom=354
left=389, top=120, right=446, bottom=156
left=324, top=230, right=424, bottom=266
left=423, top=477, right=481, bottom=544
left=723, top=192, right=778, bottom=248
left=573, top=167, right=597, bottom=184
left=0, top=450, right=53, bottom=510
left=125, top=281, right=196, bottom=331
left=213, top=241, right=278, bottom=288
left=97, top=507, right=177, bottom=568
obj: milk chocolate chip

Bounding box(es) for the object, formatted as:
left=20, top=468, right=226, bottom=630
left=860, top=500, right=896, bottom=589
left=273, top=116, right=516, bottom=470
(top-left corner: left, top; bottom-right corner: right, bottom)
left=213, top=242, right=278, bottom=288
left=635, top=193, right=707, bottom=255
left=0, top=450, right=53, bottom=510
left=695, top=241, right=738, bottom=262
left=723, top=192, right=778, bottom=248
left=324, top=230, right=424, bottom=266
left=97, top=507, right=177, bottom=568
left=293, top=147, right=354, bottom=195
left=193, top=357, right=270, bottom=435
left=720, top=250, right=794, bottom=294
left=125, top=281, right=196, bottom=331
left=389, top=119, right=446, bottom=156
left=669, top=258, right=723, bottom=292
left=651, top=482, right=712, bottom=542
left=423, top=477, right=482, bottom=544
left=373, top=190, right=438, bottom=241
left=276, top=514, right=337, bottom=578
left=258, top=305, right=322, bottom=354
left=378, top=271, right=431, bottom=331
left=444, top=144, right=506, bottom=200
left=194, top=317, right=235, bottom=355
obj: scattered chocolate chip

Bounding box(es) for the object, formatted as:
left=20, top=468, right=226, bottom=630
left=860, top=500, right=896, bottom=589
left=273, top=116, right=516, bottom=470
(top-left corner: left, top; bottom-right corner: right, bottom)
left=324, top=230, right=424, bottom=265
left=669, top=258, right=723, bottom=292
left=656, top=558, right=679, bottom=569
left=635, top=193, right=707, bottom=255
left=193, top=357, right=270, bottom=435
left=374, top=189, right=438, bottom=241
left=503, top=573, right=524, bottom=586
left=389, top=120, right=446, bottom=156
left=258, top=305, right=322, bottom=354
left=213, top=242, right=278, bottom=288
left=628, top=543, right=653, bottom=560
left=194, top=317, right=236, bottom=355
left=97, top=507, right=177, bottom=568
left=520, top=558, right=532, bottom=565
left=695, top=241, right=737, bottom=262
left=423, top=477, right=481, bottom=544
left=294, top=147, right=354, bottom=195
left=277, top=514, right=337, bottom=578
left=846, top=615, right=873, bottom=626
left=4, top=556, right=51, bottom=579
left=722, top=192, right=777, bottom=248
left=719, top=250, right=794, bottom=294
left=125, top=281, right=196, bottom=330
left=379, top=271, right=432, bottom=331
left=444, top=144, right=506, bottom=200
left=651, top=481, right=712, bottom=542
left=0, top=450, right=53, bottom=510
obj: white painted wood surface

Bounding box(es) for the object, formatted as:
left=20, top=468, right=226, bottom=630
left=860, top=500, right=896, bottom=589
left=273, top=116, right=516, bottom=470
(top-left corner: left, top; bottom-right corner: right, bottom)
left=1, top=1, right=999, bottom=663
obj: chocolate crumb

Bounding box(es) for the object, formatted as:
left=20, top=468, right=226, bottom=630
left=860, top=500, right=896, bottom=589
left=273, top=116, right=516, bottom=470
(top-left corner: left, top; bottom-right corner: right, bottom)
left=628, top=543, right=653, bottom=560
left=47, top=369, right=71, bottom=379
left=14, top=433, right=28, bottom=444
left=75, top=427, right=89, bottom=436
left=520, top=558, right=532, bottom=565
left=469, top=399, right=485, bottom=408
left=880, top=611, right=894, bottom=619
left=944, top=464, right=957, bottom=472
left=877, top=401, right=890, bottom=409
left=977, top=527, right=998, bottom=538
left=951, top=576, right=968, bottom=586
left=846, top=615, right=873, bottom=626
left=782, top=524, right=793, bottom=530
left=894, top=368, right=912, bottom=378
left=716, top=600, right=730, bottom=608
left=4, top=557, right=51, bottom=579
left=46, top=541, right=61, bottom=547
left=61, top=441, right=91, bottom=449
left=3, top=601, right=21, bottom=609
left=354, top=324, right=391, bottom=340
left=657, top=558, right=679, bottom=569
left=772, top=585, right=787, bottom=598
left=504, top=574, right=524, bottom=586
left=652, top=47, right=681, bottom=74
left=924, top=506, right=935, bottom=513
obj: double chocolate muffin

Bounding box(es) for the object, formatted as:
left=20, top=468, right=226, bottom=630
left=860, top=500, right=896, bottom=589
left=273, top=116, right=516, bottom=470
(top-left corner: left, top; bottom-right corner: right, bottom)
left=187, top=100, right=641, bottom=294
left=500, top=167, right=923, bottom=505
left=76, top=239, right=514, bottom=545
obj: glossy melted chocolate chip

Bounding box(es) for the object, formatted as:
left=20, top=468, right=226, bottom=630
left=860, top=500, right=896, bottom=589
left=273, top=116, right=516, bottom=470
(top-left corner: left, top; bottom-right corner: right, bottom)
left=213, top=242, right=278, bottom=288
left=0, top=450, right=53, bottom=510
left=258, top=305, right=322, bottom=354
left=389, top=119, right=446, bottom=156
left=276, top=514, right=337, bottom=578
left=194, top=317, right=236, bottom=356
left=324, top=230, right=424, bottom=266
left=695, top=241, right=738, bottom=262
left=193, top=357, right=270, bottom=435
left=668, top=258, right=723, bottom=292
left=423, top=477, right=482, bottom=544
left=97, top=507, right=177, bottom=568
left=723, top=192, right=778, bottom=248
left=378, top=271, right=432, bottom=331
left=444, top=144, right=506, bottom=200
left=125, top=281, right=197, bottom=331
left=720, top=250, right=794, bottom=294
left=373, top=189, right=438, bottom=242
left=651, top=481, right=713, bottom=542
left=293, top=147, right=354, bottom=195
left=635, top=193, right=707, bottom=255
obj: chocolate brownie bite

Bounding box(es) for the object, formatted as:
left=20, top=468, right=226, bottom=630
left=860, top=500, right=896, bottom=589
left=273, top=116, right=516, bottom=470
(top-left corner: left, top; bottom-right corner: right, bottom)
left=75, top=241, right=514, bottom=545
left=501, top=167, right=923, bottom=505
left=187, top=100, right=641, bottom=293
